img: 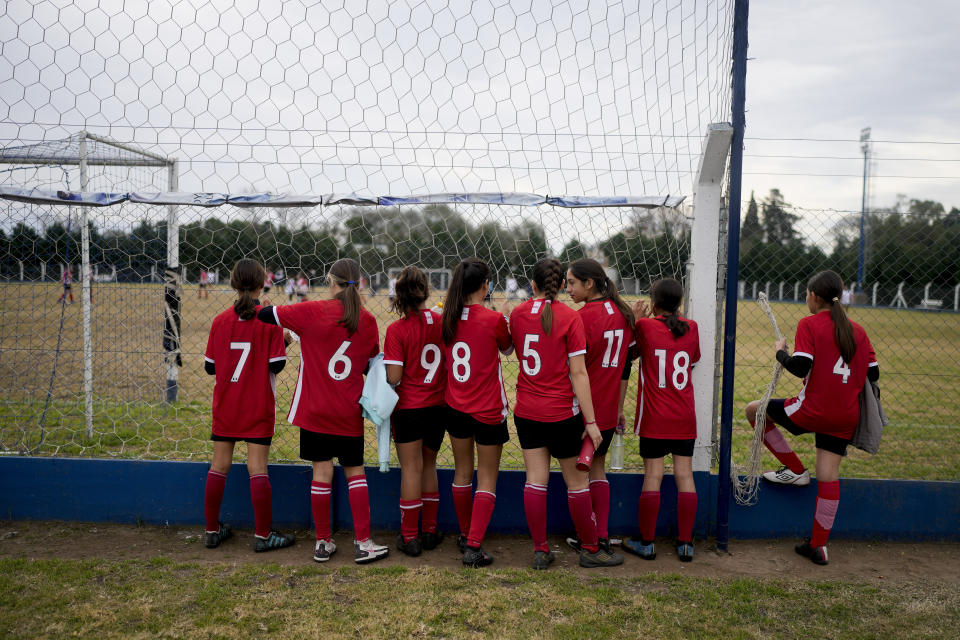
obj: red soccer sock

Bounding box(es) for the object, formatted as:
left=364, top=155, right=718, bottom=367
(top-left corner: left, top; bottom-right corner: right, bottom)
left=310, top=481, right=332, bottom=541
left=677, top=491, right=698, bottom=544
left=523, top=482, right=549, bottom=553
left=568, top=488, right=599, bottom=553
left=760, top=421, right=806, bottom=474
left=204, top=470, right=227, bottom=532
left=451, top=483, right=474, bottom=536
left=421, top=491, right=440, bottom=534
left=347, top=474, right=372, bottom=542
left=399, top=499, right=422, bottom=543
left=589, top=479, right=611, bottom=540
left=810, top=480, right=840, bottom=548
left=466, top=490, right=496, bottom=548
left=638, top=490, right=660, bottom=544
left=249, top=474, right=273, bottom=538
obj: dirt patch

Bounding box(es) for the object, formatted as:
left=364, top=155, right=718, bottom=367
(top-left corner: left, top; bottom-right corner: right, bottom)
left=1, top=520, right=957, bottom=583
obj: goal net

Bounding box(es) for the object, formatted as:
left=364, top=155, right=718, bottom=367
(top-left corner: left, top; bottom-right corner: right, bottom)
left=0, top=0, right=735, bottom=468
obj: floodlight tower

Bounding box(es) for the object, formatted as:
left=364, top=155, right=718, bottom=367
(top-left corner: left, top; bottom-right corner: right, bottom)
left=856, top=127, right=871, bottom=294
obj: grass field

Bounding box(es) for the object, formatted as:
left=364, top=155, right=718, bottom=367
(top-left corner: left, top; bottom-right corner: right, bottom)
left=1, top=282, right=958, bottom=480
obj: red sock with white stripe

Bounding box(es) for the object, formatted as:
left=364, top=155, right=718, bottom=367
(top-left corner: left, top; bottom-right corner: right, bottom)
left=249, top=474, right=272, bottom=538
left=676, top=491, right=697, bottom=544
left=466, top=490, right=495, bottom=548
left=523, top=482, right=549, bottom=552
left=421, top=491, right=440, bottom=534
left=759, top=421, right=806, bottom=474
left=638, top=490, right=660, bottom=544
left=399, top=499, right=422, bottom=543
left=310, top=481, right=332, bottom=541
left=810, top=480, right=840, bottom=548
left=568, top=488, right=599, bottom=553
left=589, top=479, right=611, bottom=540
left=451, top=483, right=473, bottom=537
left=204, top=469, right=227, bottom=532
left=347, top=474, right=372, bottom=542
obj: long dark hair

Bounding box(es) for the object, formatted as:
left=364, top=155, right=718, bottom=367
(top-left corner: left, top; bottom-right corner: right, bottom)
left=808, top=270, right=856, bottom=363
left=231, top=258, right=266, bottom=320
left=392, top=265, right=429, bottom=317
left=650, top=278, right=689, bottom=338
left=531, top=258, right=564, bottom=334
left=442, top=257, right=490, bottom=344
left=568, top=258, right=635, bottom=327
left=329, top=258, right=362, bottom=334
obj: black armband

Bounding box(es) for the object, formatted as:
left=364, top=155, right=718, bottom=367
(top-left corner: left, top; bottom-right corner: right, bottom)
left=776, top=349, right=812, bottom=378
left=204, top=361, right=215, bottom=375
left=269, top=360, right=286, bottom=375
left=867, top=364, right=879, bottom=382
left=257, top=306, right=279, bottom=325
left=621, top=358, right=632, bottom=381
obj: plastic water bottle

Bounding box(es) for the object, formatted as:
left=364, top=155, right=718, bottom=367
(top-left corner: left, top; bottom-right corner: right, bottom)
left=609, top=423, right=625, bottom=470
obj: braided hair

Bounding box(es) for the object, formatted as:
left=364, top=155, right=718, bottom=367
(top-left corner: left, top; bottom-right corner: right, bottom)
left=807, top=270, right=857, bottom=363
left=532, top=257, right=564, bottom=335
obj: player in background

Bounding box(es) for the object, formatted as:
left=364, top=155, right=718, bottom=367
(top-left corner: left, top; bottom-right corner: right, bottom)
left=509, top=258, right=625, bottom=569
left=256, top=258, right=390, bottom=564
left=745, top=270, right=878, bottom=565
left=295, top=272, right=308, bottom=302
left=262, top=268, right=274, bottom=304
left=202, top=258, right=294, bottom=553
left=441, top=257, right=513, bottom=567
left=284, top=274, right=296, bottom=302
left=383, top=266, right=447, bottom=556
left=199, top=269, right=209, bottom=299
left=58, top=265, right=74, bottom=303
left=623, top=278, right=701, bottom=563
left=563, top=258, right=636, bottom=555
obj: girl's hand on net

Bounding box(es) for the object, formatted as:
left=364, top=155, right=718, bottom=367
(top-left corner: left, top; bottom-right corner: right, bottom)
left=775, top=338, right=787, bottom=352
left=633, top=299, right=650, bottom=319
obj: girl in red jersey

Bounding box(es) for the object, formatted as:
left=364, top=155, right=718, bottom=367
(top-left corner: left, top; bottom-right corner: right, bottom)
left=383, top=266, right=447, bottom=556
left=202, top=259, right=294, bottom=553
left=441, top=257, right=513, bottom=567
left=256, top=258, right=390, bottom=564
left=511, top=258, right=624, bottom=569
left=622, top=277, right=701, bottom=563
left=564, top=258, right=636, bottom=554
left=745, top=270, right=878, bottom=565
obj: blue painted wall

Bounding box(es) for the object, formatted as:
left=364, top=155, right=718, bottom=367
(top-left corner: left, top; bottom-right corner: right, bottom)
left=1, top=458, right=957, bottom=541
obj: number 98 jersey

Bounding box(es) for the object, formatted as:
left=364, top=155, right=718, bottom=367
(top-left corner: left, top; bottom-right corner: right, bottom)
left=383, top=309, right=446, bottom=410
left=273, top=300, right=380, bottom=436
left=633, top=316, right=701, bottom=439
left=205, top=308, right=287, bottom=438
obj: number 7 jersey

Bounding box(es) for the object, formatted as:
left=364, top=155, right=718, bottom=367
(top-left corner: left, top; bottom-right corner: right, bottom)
left=633, top=316, right=701, bottom=439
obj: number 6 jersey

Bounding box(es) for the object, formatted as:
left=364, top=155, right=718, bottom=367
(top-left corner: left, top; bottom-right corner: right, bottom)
left=383, top=309, right=446, bottom=410
left=633, top=315, right=701, bottom=440
left=271, top=300, right=380, bottom=436
left=205, top=308, right=287, bottom=438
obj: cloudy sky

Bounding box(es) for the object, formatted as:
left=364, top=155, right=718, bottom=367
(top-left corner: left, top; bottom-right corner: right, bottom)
left=743, top=0, right=960, bottom=215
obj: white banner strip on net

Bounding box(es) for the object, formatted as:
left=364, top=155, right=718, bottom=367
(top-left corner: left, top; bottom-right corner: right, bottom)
left=0, top=187, right=685, bottom=209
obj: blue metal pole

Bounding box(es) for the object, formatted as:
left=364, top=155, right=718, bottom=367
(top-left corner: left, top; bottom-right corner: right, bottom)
left=716, top=0, right=749, bottom=552
left=857, top=149, right=868, bottom=293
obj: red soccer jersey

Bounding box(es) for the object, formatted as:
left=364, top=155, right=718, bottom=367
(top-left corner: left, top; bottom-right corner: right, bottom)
left=783, top=311, right=877, bottom=438
left=633, top=316, right=701, bottom=440
left=205, top=308, right=286, bottom=438
left=383, top=309, right=446, bottom=410
left=443, top=304, right=512, bottom=424
left=579, top=299, right=636, bottom=430
left=510, top=299, right=588, bottom=421
left=272, top=300, right=379, bottom=436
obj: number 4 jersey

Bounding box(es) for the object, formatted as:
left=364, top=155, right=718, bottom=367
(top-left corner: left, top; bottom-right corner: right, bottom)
left=634, top=316, right=701, bottom=440
left=205, top=308, right=287, bottom=438
left=383, top=309, right=446, bottom=410
left=272, top=300, right=380, bottom=436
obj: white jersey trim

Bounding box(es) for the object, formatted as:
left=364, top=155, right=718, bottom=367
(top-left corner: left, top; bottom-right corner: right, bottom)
left=634, top=368, right=645, bottom=435
left=287, top=347, right=306, bottom=424
left=272, top=306, right=281, bottom=326
left=382, top=359, right=403, bottom=366
left=204, top=356, right=214, bottom=363
left=784, top=383, right=807, bottom=417
left=497, top=362, right=509, bottom=418
left=568, top=349, right=587, bottom=358
left=793, top=351, right=813, bottom=360
left=868, top=361, right=879, bottom=367
left=268, top=356, right=286, bottom=362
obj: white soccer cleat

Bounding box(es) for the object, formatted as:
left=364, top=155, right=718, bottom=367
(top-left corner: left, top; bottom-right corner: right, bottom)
left=762, top=466, right=811, bottom=486
left=354, top=538, right=390, bottom=564
left=313, top=538, right=337, bottom=563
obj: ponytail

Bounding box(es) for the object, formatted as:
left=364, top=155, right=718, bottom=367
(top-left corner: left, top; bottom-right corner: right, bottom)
left=230, top=258, right=266, bottom=320
left=532, top=258, right=564, bottom=335
left=442, top=257, right=490, bottom=344
left=567, top=258, right=635, bottom=327
left=808, top=270, right=856, bottom=362
left=329, top=258, right=362, bottom=334
left=650, top=278, right=689, bottom=338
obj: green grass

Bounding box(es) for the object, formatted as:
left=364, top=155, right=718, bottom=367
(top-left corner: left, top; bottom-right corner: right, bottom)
left=1, top=284, right=958, bottom=479
left=0, top=557, right=956, bottom=639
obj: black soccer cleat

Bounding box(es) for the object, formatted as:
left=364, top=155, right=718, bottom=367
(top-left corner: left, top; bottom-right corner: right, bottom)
left=462, top=545, right=494, bottom=567
left=795, top=539, right=829, bottom=565
left=579, top=547, right=625, bottom=568
left=456, top=533, right=468, bottom=553
left=254, top=530, right=295, bottom=553
left=675, top=541, right=694, bottom=562
left=532, top=550, right=555, bottom=570
left=205, top=522, right=232, bottom=549
left=420, top=530, right=444, bottom=551
left=396, top=533, right=423, bottom=557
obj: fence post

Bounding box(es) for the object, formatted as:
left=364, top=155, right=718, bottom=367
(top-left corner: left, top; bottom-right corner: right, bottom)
left=955, top=284, right=959, bottom=311
left=793, top=281, right=799, bottom=300
left=872, top=282, right=879, bottom=307
left=751, top=282, right=757, bottom=299
left=79, top=132, right=94, bottom=439
left=163, top=159, right=181, bottom=403
left=778, top=282, right=784, bottom=300
left=40, top=262, right=46, bottom=281
left=738, top=280, right=744, bottom=299
left=18, top=260, right=23, bottom=281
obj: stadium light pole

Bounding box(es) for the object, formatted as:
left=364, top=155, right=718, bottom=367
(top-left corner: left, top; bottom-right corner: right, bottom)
left=856, top=127, right=871, bottom=294
left=716, top=0, right=748, bottom=552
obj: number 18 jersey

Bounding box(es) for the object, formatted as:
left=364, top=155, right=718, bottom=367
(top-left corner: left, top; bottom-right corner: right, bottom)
left=383, top=309, right=446, bottom=410
left=633, top=316, right=701, bottom=440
